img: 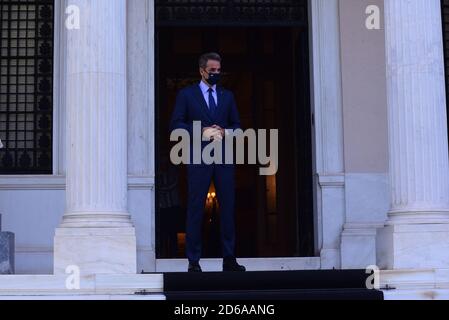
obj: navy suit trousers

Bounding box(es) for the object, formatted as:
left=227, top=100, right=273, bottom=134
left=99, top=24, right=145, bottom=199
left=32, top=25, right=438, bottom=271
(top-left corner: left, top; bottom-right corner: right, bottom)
left=186, top=163, right=236, bottom=263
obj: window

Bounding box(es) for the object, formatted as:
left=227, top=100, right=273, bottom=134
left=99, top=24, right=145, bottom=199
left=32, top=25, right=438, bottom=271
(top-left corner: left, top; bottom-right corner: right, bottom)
left=0, top=0, right=53, bottom=174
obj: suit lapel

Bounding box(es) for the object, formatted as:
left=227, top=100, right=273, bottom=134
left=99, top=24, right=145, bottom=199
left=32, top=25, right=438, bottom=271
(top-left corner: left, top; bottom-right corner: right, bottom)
left=192, top=84, right=213, bottom=122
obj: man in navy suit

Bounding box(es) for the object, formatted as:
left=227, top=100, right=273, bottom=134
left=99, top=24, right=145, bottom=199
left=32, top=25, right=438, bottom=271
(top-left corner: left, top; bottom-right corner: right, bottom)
left=170, top=52, right=246, bottom=273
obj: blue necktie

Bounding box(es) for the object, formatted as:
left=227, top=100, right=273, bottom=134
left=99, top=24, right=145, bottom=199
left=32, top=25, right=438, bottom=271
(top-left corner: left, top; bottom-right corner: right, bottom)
left=208, top=88, right=217, bottom=116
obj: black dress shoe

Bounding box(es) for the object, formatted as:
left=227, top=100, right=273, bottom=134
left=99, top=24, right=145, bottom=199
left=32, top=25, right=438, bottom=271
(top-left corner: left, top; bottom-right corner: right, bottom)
left=223, top=257, right=246, bottom=272
left=188, top=262, right=202, bottom=273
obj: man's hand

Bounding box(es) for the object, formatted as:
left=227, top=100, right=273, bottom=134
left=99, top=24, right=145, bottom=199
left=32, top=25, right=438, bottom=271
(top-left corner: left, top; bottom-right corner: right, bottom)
left=212, top=125, right=225, bottom=138
left=202, top=126, right=223, bottom=141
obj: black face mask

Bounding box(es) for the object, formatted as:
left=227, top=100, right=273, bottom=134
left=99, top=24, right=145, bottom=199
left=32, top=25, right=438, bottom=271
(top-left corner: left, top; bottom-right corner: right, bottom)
left=206, top=72, right=221, bottom=86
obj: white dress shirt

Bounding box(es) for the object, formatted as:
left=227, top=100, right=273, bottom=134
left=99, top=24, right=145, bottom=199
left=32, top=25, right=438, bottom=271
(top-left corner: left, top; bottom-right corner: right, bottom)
left=199, top=80, right=231, bottom=137
left=199, top=80, right=217, bottom=110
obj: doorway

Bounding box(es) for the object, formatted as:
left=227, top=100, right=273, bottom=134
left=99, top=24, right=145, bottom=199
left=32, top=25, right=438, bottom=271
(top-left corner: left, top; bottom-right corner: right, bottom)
left=154, top=1, right=314, bottom=263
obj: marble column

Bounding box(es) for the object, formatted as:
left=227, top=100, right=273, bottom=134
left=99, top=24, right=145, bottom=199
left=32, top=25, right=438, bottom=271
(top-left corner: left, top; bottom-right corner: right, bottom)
left=54, top=0, right=136, bottom=275
left=378, top=0, right=449, bottom=269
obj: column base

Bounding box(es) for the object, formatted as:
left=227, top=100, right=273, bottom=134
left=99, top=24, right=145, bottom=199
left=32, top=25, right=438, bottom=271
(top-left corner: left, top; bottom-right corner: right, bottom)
left=54, top=227, right=136, bottom=275
left=59, top=212, right=134, bottom=228
left=377, top=222, right=449, bottom=270
left=341, top=223, right=381, bottom=269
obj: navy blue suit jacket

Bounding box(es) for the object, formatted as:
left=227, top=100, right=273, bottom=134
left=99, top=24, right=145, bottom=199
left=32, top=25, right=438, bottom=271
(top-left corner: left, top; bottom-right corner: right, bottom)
left=169, top=83, right=241, bottom=165
left=170, top=83, right=241, bottom=136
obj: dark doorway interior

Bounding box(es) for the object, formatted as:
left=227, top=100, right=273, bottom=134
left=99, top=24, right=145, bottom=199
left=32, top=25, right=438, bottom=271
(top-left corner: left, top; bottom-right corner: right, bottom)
left=155, top=23, right=314, bottom=259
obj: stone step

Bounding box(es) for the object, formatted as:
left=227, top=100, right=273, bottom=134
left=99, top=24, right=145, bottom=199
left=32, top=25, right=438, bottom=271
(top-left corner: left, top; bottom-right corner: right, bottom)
left=163, top=270, right=384, bottom=300
left=0, top=274, right=163, bottom=297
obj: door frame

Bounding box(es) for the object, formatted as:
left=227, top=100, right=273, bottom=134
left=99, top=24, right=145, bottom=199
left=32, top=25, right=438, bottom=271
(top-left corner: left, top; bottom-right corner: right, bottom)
left=150, top=0, right=346, bottom=271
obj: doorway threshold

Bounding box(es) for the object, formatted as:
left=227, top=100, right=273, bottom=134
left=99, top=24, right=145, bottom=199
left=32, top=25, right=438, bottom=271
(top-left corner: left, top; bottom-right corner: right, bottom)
left=156, top=257, right=320, bottom=272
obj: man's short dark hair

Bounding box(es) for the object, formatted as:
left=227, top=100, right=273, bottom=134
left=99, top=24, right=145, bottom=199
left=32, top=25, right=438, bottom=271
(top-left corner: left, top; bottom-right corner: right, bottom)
left=199, top=52, right=222, bottom=69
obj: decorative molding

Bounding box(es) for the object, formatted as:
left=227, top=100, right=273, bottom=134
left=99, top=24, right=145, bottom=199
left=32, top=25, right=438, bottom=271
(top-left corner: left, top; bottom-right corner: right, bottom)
left=128, top=176, right=155, bottom=190
left=317, top=173, right=345, bottom=187
left=342, top=222, right=384, bottom=236
left=15, top=245, right=154, bottom=254
left=155, top=0, right=308, bottom=27
left=0, top=175, right=65, bottom=190
left=0, top=176, right=154, bottom=190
